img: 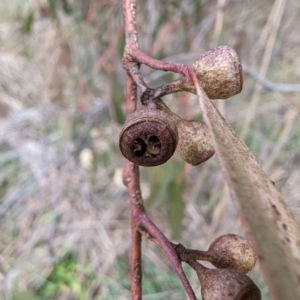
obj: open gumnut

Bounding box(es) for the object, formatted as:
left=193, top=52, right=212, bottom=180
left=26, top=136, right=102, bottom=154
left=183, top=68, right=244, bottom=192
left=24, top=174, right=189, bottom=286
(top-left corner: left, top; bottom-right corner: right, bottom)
left=119, top=107, right=178, bottom=166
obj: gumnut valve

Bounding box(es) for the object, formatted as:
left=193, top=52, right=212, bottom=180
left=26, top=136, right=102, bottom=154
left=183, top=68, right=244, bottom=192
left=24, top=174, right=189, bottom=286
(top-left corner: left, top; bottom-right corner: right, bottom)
left=119, top=106, right=178, bottom=166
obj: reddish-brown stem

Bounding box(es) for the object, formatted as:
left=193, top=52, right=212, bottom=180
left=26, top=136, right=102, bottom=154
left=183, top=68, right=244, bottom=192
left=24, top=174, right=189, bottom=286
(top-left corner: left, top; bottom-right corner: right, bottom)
left=134, top=208, right=198, bottom=300
left=122, top=1, right=198, bottom=299
left=123, top=0, right=139, bottom=50
left=123, top=0, right=193, bottom=80
left=128, top=64, right=148, bottom=94
left=143, top=76, right=196, bottom=101
left=123, top=160, right=143, bottom=208
left=126, top=75, right=138, bottom=114
left=176, top=244, right=208, bottom=281
left=138, top=229, right=215, bottom=266
left=132, top=48, right=192, bottom=78
left=187, top=249, right=214, bottom=263
left=131, top=218, right=142, bottom=300
left=175, top=244, right=208, bottom=282
left=125, top=162, right=143, bottom=300
left=123, top=159, right=197, bottom=300
left=124, top=71, right=142, bottom=299
left=152, top=78, right=186, bottom=98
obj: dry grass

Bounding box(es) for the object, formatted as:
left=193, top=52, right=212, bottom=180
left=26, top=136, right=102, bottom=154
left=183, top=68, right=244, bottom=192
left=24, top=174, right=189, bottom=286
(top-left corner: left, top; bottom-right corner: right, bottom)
left=0, top=0, right=299, bottom=299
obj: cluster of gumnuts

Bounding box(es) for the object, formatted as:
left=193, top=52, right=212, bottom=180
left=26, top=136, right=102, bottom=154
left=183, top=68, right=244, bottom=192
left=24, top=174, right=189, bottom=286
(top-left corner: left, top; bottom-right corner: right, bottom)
left=119, top=45, right=242, bottom=168
left=119, top=46, right=261, bottom=299
left=176, top=233, right=261, bottom=300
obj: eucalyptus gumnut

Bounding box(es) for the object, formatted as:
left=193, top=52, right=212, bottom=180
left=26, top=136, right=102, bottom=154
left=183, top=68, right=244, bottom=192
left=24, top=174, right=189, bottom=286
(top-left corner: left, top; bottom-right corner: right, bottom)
left=192, top=45, right=243, bottom=99
left=176, top=243, right=260, bottom=300
left=196, top=265, right=261, bottom=300
left=192, top=234, right=256, bottom=273
left=155, top=100, right=214, bottom=165
left=207, top=234, right=256, bottom=273
left=119, top=107, right=178, bottom=166
left=175, top=119, right=214, bottom=165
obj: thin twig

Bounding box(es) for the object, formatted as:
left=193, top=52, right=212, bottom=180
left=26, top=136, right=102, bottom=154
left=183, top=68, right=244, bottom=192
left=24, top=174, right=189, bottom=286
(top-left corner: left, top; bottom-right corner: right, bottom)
left=131, top=218, right=142, bottom=300
left=125, top=74, right=138, bottom=115
left=132, top=48, right=191, bottom=78
left=123, top=40, right=142, bottom=298
left=122, top=2, right=197, bottom=294
left=123, top=160, right=197, bottom=300
left=122, top=0, right=191, bottom=80
left=243, top=64, right=300, bottom=93
left=135, top=210, right=197, bottom=300
left=128, top=64, right=148, bottom=94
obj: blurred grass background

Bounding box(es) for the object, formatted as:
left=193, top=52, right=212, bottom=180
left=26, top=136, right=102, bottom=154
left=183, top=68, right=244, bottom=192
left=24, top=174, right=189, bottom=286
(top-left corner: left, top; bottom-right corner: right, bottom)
left=0, top=0, right=299, bottom=299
